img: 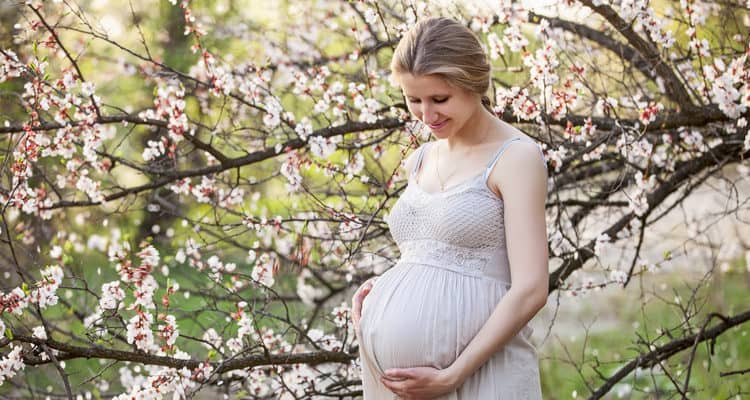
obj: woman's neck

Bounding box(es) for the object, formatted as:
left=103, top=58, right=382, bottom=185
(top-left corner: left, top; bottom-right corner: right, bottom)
left=444, top=108, right=496, bottom=151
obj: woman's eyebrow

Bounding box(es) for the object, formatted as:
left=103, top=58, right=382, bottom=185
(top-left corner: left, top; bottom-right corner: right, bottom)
left=403, top=93, right=450, bottom=98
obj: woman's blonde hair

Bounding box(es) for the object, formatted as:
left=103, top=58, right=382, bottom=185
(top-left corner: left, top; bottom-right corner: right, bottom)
left=390, top=17, right=494, bottom=113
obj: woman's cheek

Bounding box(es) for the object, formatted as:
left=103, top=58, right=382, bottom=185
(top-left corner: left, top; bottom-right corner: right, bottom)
left=407, top=105, right=420, bottom=120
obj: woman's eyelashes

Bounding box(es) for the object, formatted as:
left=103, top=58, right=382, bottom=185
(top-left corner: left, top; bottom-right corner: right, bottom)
left=407, top=97, right=449, bottom=104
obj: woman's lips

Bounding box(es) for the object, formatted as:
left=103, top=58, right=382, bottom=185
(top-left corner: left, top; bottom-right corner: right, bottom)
left=427, top=120, right=448, bottom=130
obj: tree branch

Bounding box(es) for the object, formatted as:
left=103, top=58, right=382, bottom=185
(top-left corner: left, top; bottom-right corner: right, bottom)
left=587, top=309, right=750, bottom=399
left=577, top=0, right=696, bottom=109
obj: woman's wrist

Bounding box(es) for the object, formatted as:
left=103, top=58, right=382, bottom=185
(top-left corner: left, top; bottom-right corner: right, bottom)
left=442, top=363, right=467, bottom=389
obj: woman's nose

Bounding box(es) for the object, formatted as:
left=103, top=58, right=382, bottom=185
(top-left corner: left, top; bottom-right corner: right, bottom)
left=421, top=104, right=437, bottom=123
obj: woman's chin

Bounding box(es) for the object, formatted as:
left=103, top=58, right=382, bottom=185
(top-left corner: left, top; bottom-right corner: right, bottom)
left=430, top=130, right=452, bottom=139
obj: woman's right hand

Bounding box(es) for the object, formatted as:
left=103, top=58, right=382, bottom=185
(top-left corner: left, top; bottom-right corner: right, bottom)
left=351, top=277, right=377, bottom=335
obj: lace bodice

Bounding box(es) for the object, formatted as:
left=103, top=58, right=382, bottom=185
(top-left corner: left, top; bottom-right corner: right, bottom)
left=384, top=137, right=546, bottom=284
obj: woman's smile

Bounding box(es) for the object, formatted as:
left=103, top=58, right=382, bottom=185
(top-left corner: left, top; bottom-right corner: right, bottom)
left=427, top=119, right=449, bottom=130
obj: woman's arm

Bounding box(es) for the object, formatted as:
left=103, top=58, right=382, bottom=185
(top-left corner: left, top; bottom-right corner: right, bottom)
left=381, top=141, right=549, bottom=396
left=443, top=141, right=549, bottom=385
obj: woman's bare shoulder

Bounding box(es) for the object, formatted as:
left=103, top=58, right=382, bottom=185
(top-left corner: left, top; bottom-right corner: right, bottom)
left=486, top=137, right=547, bottom=199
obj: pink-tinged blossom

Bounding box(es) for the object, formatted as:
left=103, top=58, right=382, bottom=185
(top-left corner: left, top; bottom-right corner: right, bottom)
left=49, top=245, right=63, bottom=259
left=358, top=97, right=380, bottom=124
left=138, top=81, right=188, bottom=153
left=280, top=151, right=304, bottom=192
left=75, top=174, right=104, bottom=203
left=495, top=87, right=541, bottom=121
left=307, top=328, right=343, bottom=352
left=1, top=287, right=28, bottom=316
left=545, top=145, right=567, bottom=173
left=191, top=176, right=217, bottom=203
left=549, top=85, right=579, bottom=121
left=108, top=240, right=131, bottom=263
left=205, top=255, right=228, bottom=282
left=137, top=245, right=159, bottom=267
left=344, top=152, right=365, bottom=179
left=132, top=275, right=158, bottom=310
left=142, top=138, right=167, bottom=161
left=187, top=363, right=213, bottom=387
left=0, top=345, right=25, bottom=385
left=251, top=253, right=276, bottom=287
left=594, top=97, right=620, bottom=115
left=297, top=269, right=325, bottom=306
left=610, top=269, right=628, bottom=284
left=309, top=135, right=341, bottom=159
left=503, top=26, right=528, bottom=52
left=32, top=326, right=47, bottom=340
left=158, top=314, right=179, bottom=349
left=679, top=128, right=704, bottom=151
left=126, top=310, right=155, bottom=352
left=523, top=44, right=559, bottom=90
left=331, top=302, right=351, bottom=328
left=169, top=178, right=192, bottom=195
left=81, top=81, right=96, bottom=97
left=237, top=310, right=254, bottom=339
left=706, top=55, right=747, bottom=119
left=226, top=337, right=243, bottom=354
left=0, top=49, right=24, bottom=83
left=114, top=364, right=195, bottom=400
left=582, top=142, right=605, bottom=162
left=690, top=37, right=711, bottom=58
left=638, top=7, right=675, bottom=48
left=487, top=32, right=504, bottom=60
left=99, top=281, right=125, bottom=310
left=313, top=98, right=330, bottom=114
left=116, top=245, right=158, bottom=284
left=262, top=95, right=283, bottom=128
left=626, top=171, right=657, bottom=216
left=217, top=187, right=244, bottom=208
left=29, top=265, right=64, bottom=309
left=639, top=102, right=663, bottom=125
left=581, top=117, right=596, bottom=138
left=258, top=328, right=291, bottom=353
left=201, top=328, right=222, bottom=350
left=295, top=118, right=313, bottom=140
left=210, top=66, right=236, bottom=96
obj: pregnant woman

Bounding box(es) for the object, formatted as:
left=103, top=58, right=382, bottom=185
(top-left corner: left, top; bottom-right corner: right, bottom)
left=351, top=17, right=550, bottom=399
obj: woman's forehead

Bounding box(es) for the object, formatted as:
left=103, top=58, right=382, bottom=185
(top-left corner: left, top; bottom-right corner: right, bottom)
left=398, top=73, right=453, bottom=96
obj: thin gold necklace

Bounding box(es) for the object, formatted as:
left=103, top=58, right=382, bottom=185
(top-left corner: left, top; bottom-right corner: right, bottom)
left=435, top=122, right=492, bottom=192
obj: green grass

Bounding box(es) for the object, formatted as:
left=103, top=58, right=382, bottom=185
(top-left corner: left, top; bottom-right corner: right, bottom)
left=540, top=269, right=750, bottom=399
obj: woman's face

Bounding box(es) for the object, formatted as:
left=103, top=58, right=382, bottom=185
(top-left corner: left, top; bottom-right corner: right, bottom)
left=397, top=73, right=482, bottom=140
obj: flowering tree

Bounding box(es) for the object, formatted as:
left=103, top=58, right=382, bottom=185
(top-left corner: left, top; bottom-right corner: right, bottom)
left=0, top=0, right=749, bottom=398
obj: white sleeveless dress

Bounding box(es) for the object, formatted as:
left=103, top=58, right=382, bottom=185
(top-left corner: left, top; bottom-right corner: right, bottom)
left=358, top=136, right=547, bottom=399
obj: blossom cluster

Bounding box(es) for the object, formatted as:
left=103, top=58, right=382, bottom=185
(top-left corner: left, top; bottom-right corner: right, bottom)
left=139, top=82, right=188, bottom=161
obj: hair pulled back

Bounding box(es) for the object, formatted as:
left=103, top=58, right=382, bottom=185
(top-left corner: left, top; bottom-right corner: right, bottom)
left=390, top=17, right=494, bottom=113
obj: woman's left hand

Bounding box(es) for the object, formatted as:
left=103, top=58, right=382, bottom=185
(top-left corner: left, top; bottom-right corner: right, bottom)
left=380, top=366, right=460, bottom=399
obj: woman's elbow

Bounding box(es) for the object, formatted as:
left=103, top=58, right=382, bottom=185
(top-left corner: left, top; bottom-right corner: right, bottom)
left=526, top=285, right=547, bottom=313
left=515, top=281, right=548, bottom=313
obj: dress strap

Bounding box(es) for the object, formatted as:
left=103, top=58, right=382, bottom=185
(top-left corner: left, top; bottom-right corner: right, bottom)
left=410, top=142, right=431, bottom=179
left=483, top=137, right=547, bottom=181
